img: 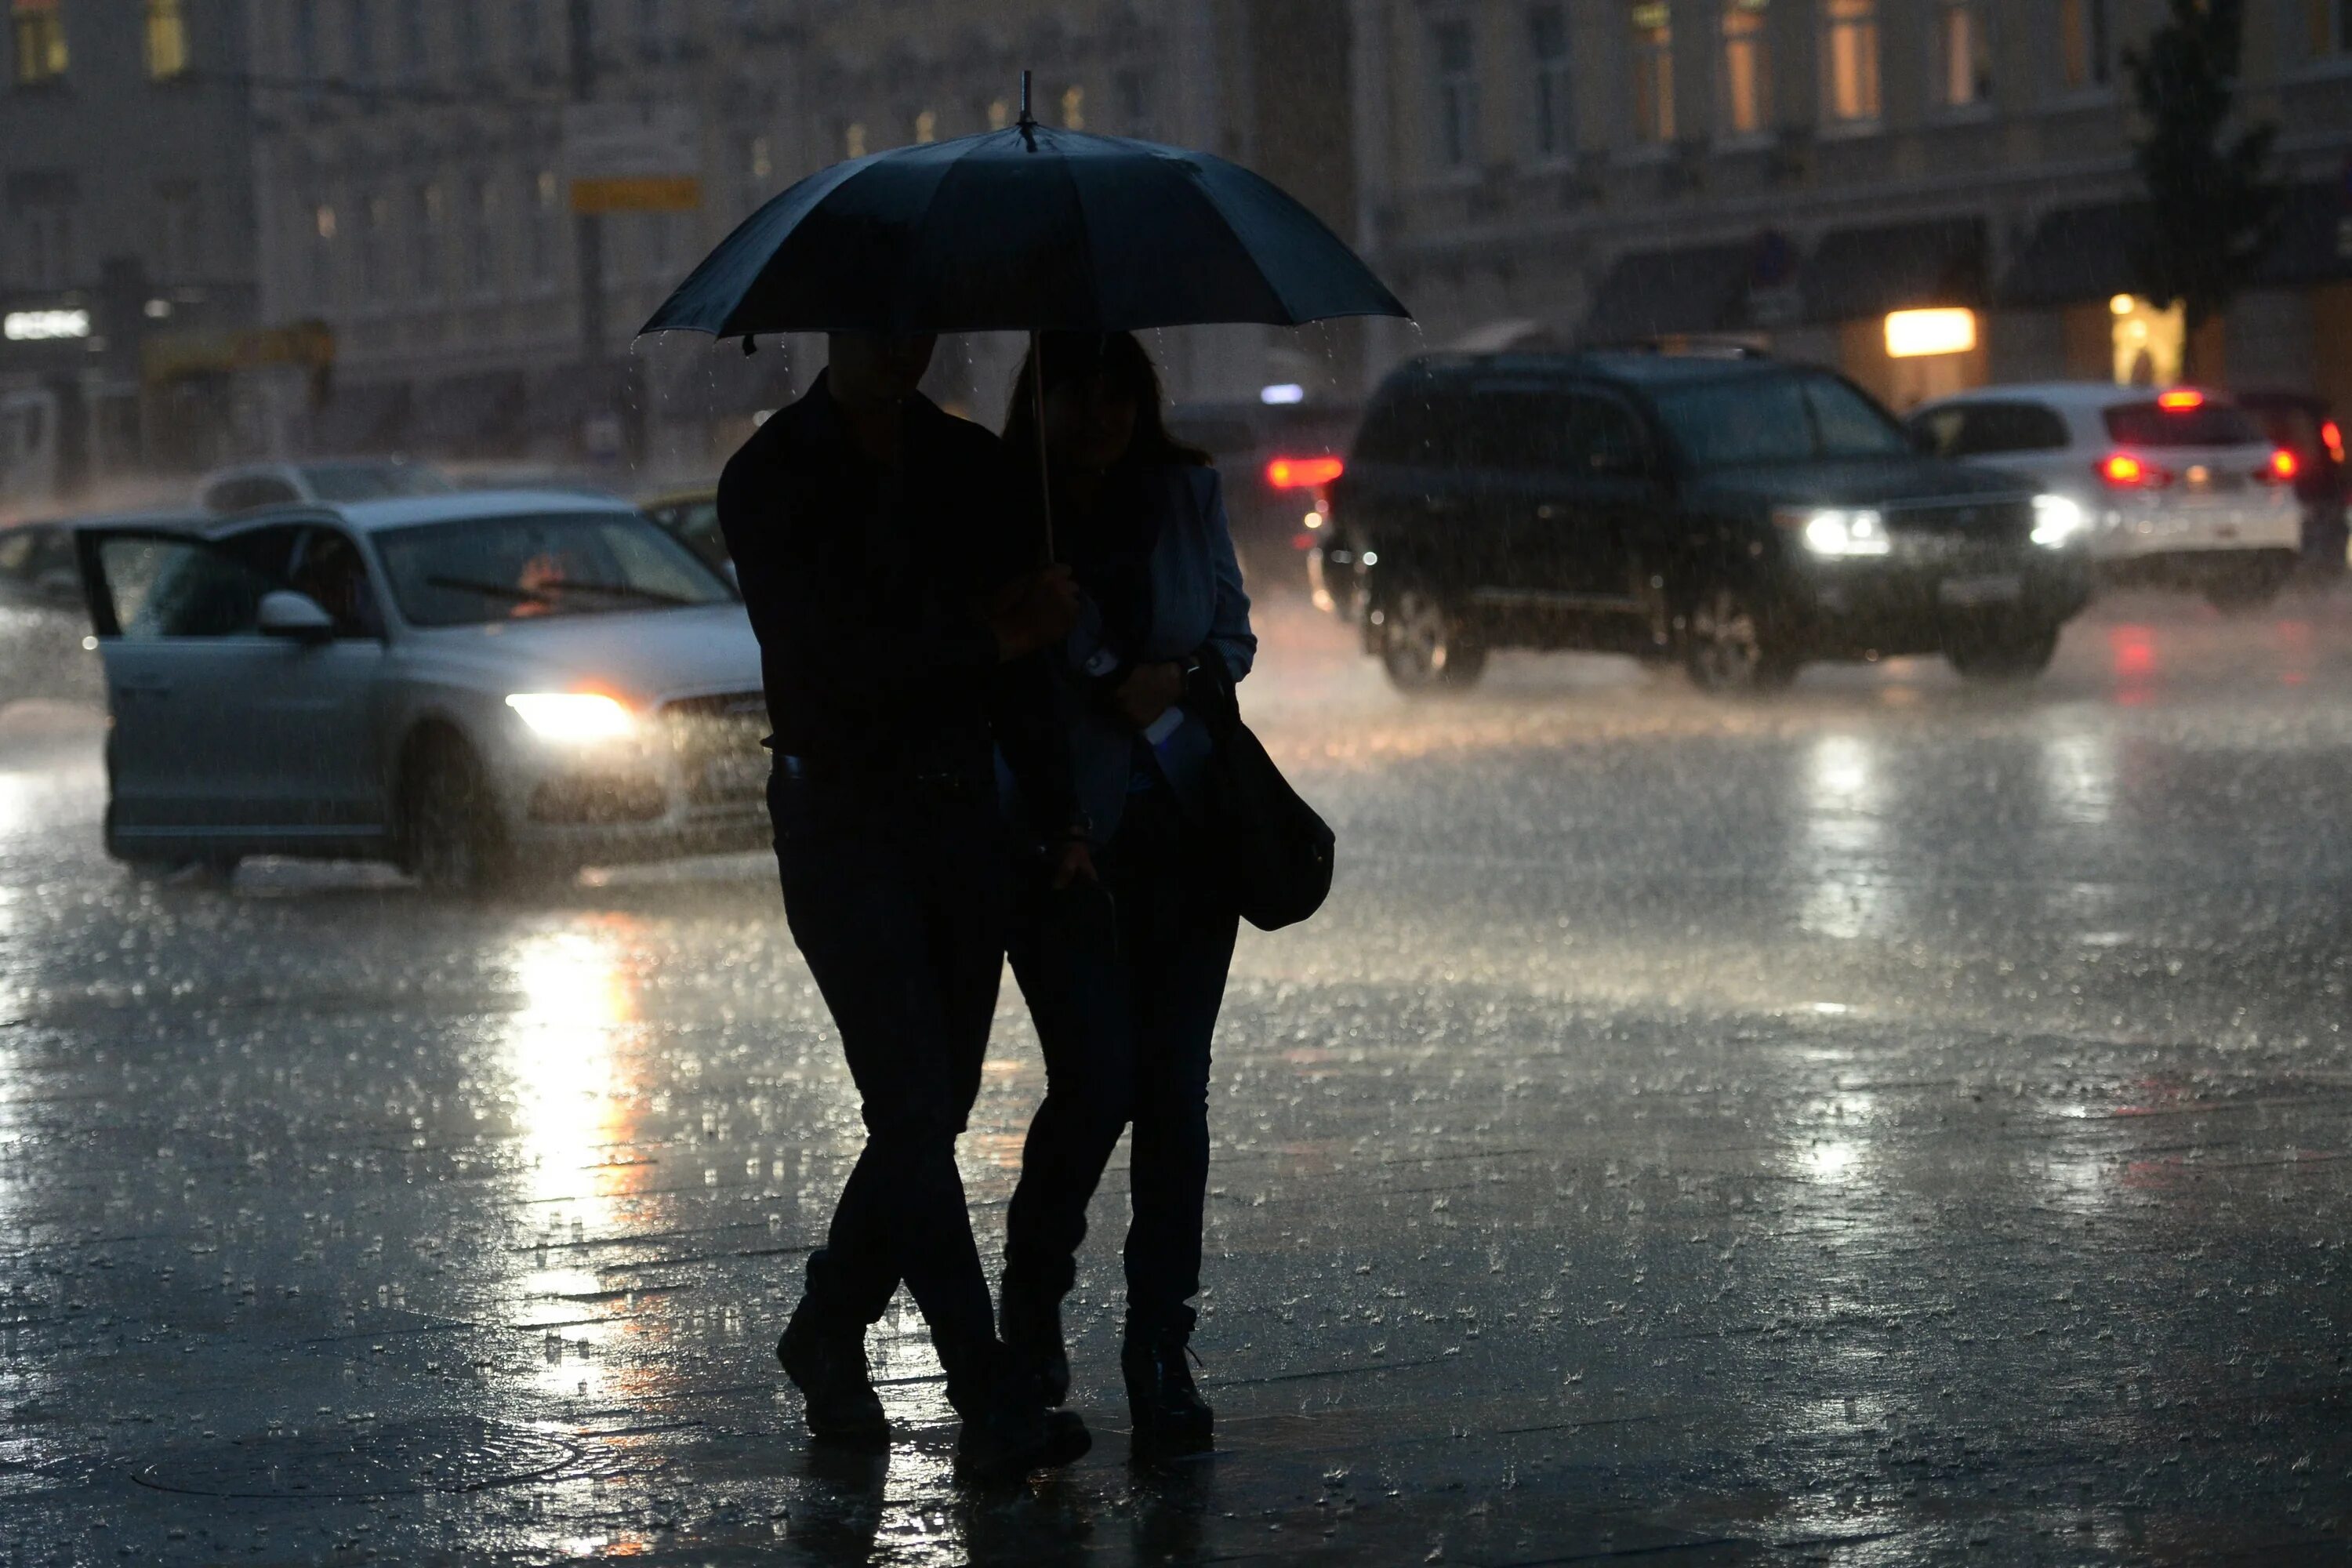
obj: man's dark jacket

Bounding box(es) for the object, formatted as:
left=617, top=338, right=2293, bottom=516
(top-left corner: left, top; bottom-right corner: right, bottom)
left=716, top=371, right=1072, bottom=829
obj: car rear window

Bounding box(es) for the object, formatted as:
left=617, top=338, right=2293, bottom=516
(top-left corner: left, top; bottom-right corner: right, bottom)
left=1913, top=401, right=2071, bottom=457
left=2103, top=401, right=2265, bottom=448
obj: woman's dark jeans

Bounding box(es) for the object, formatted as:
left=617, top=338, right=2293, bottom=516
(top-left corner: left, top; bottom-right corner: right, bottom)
left=1004, top=784, right=1238, bottom=1334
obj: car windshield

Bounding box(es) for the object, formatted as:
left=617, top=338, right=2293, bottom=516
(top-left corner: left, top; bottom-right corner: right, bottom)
left=376, top=511, right=734, bottom=627
left=299, top=462, right=454, bottom=502
left=1653, top=372, right=1911, bottom=468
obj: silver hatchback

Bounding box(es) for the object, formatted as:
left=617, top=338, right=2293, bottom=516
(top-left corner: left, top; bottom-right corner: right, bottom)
left=78, top=492, right=770, bottom=891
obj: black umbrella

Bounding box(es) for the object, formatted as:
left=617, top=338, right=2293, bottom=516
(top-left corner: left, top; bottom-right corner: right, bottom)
left=638, top=75, right=1408, bottom=550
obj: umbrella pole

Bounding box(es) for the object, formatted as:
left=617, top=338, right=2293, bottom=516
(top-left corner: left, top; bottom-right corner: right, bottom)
left=1029, top=327, right=1054, bottom=563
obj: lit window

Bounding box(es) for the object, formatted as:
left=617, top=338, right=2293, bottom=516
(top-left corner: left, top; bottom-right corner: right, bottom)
left=2310, top=0, right=2352, bottom=53
left=1720, top=0, right=1770, bottom=138
left=914, top=109, right=937, bottom=143
left=1060, top=84, right=1083, bottom=129
left=11, top=0, right=67, bottom=85
left=1527, top=5, right=1573, bottom=159
left=414, top=183, right=444, bottom=298
left=2057, top=0, right=2111, bottom=92
left=310, top=201, right=337, bottom=305
left=987, top=98, right=1010, bottom=131
left=844, top=122, right=866, bottom=158
left=361, top=192, right=391, bottom=298
left=1821, top=0, right=1880, bottom=125
left=529, top=171, right=559, bottom=284
left=1934, top=1, right=1992, bottom=107
left=1628, top=2, right=1675, bottom=143
left=146, top=0, right=188, bottom=79
left=1431, top=20, right=1480, bottom=169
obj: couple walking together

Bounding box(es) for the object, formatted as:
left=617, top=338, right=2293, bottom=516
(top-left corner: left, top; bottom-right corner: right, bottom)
left=717, top=328, right=1255, bottom=1479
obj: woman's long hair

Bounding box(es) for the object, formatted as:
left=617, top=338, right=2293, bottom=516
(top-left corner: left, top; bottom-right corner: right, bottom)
left=1002, top=331, right=1210, bottom=477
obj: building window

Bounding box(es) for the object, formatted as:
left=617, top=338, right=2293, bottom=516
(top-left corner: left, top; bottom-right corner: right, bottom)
left=987, top=97, right=1010, bottom=130
left=1115, top=67, right=1153, bottom=136
left=454, top=0, right=483, bottom=67
left=529, top=169, right=559, bottom=283
left=11, top=0, right=67, bottom=85
left=146, top=0, right=189, bottom=79
left=1628, top=2, right=1675, bottom=145
left=1060, top=84, right=1084, bottom=129
left=1527, top=5, right=1573, bottom=159
left=398, top=0, right=426, bottom=78
left=292, top=0, right=319, bottom=83
left=361, top=192, right=390, bottom=299
left=844, top=122, right=867, bottom=158
left=636, top=0, right=666, bottom=60
left=348, top=0, right=375, bottom=83
left=1821, top=0, right=1881, bottom=125
left=2057, top=0, right=2111, bottom=92
left=158, top=185, right=200, bottom=277
left=1933, top=1, right=1992, bottom=107
left=913, top=109, right=937, bottom=143
left=1720, top=0, right=1770, bottom=138
left=466, top=175, right=498, bottom=292
left=16, top=205, right=73, bottom=287
left=413, top=183, right=444, bottom=298
left=513, top=0, right=541, bottom=67
left=310, top=201, right=338, bottom=307
left=1431, top=19, right=1479, bottom=169
left=2309, top=0, right=2352, bottom=53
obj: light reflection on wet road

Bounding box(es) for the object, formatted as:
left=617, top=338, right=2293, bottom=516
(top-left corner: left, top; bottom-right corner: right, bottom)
left=2, top=588, right=2348, bottom=1563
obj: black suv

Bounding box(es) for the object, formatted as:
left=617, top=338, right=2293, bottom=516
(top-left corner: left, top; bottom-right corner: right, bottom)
left=1312, top=351, right=2093, bottom=691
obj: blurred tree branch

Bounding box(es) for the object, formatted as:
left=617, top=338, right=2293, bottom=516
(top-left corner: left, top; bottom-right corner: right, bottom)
left=2122, top=0, right=2283, bottom=379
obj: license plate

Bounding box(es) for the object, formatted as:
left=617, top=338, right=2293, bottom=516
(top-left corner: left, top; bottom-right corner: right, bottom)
left=1939, top=574, right=2022, bottom=607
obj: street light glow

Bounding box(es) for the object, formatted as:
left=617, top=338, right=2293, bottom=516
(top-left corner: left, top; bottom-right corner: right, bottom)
left=3, top=309, right=90, bottom=342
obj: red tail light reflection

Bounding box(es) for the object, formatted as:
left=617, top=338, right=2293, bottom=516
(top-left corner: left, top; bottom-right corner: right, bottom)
left=2263, top=447, right=2299, bottom=483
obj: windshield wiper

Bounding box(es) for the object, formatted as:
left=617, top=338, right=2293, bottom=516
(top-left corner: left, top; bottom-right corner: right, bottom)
left=538, top=581, right=699, bottom=607
left=420, top=575, right=695, bottom=609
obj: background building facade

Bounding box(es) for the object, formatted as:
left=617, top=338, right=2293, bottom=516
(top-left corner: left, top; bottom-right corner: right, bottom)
left=1351, top=0, right=2352, bottom=412
left=1, top=0, right=264, bottom=508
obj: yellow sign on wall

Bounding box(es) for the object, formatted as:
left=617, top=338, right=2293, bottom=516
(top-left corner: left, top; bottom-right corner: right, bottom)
left=571, top=176, right=702, bottom=214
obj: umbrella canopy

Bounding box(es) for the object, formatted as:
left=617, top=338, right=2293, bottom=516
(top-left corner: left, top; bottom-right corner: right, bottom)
left=639, top=118, right=1408, bottom=340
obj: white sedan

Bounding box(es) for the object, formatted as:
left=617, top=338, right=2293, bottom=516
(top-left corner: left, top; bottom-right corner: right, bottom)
left=1909, top=383, right=2301, bottom=609
left=78, top=491, right=771, bottom=892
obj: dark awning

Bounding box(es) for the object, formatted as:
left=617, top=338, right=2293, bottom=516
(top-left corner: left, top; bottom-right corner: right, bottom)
left=2255, top=181, right=2352, bottom=287
left=306, top=380, right=412, bottom=455
left=521, top=361, right=641, bottom=437
left=1803, top=216, right=1987, bottom=322
left=1580, top=241, right=1762, bottom=341
left=2000, top=201, right=2152, bottom=309
left=409, top=369, right=527, bottom=453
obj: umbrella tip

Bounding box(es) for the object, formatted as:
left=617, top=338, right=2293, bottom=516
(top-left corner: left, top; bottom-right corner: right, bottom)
left=1018, top=68, right=1034, bottom=128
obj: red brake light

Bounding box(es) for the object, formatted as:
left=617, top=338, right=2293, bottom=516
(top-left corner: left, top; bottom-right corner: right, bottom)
left=2157, top=388, right=2204, bottom=411
left=2100, top=452, right=2145, bottom=486
left=2323, top=419, right=2345, bottom=465
left=2267, top=447, right=2299, bottom=482
left=1265, top=456, right=1345, bottom=490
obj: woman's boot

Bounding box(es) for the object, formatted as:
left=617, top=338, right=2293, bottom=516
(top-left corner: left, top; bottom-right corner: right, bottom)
left=1122, top=1315, right=1212, bottom=1454
left=998, top=1269, right=1072, bottom=1406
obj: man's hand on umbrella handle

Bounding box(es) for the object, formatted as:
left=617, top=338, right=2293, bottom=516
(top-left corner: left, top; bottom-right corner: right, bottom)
left=991, top=565, right=1081, bottom=660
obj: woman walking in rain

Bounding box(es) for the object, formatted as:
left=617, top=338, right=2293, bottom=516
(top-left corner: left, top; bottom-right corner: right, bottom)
left=995, top=331, right=1257, bottom=1454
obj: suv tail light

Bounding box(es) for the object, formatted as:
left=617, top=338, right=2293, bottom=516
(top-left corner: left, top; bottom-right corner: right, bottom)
left=2100, top=452, right=2172, bottom=489
left=2257, top=447, right=2299, bottom=484
left=2323, top=419, right=2345, bottom=466
left=2156, top=388, right=2205, bottom=411
left=1265, top=456, right=1344, bottom=490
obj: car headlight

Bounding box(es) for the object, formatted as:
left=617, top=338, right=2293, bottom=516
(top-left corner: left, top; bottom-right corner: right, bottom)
left=1777, top=506, right=1891, bottom=557
left=506, top=691, right=637, bottom=743
left=2031, top=492, right=2085, bottom=548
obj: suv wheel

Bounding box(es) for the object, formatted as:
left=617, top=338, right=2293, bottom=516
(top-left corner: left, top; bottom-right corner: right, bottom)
left=1684, top=583, right=1795, bottom=694
left=401, top=736, right=511, bottom=896
left=1946, top=622, right=2060, bottom=681
left=1379, top=585, right=1486, bottom=693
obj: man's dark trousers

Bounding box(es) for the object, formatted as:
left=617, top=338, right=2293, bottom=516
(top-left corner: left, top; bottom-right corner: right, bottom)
left=772, top=766, right=1005, bottom=1361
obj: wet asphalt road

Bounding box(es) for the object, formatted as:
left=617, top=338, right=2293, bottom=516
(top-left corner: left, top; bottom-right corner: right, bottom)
left=2, top=587, right=2350, bottom=1566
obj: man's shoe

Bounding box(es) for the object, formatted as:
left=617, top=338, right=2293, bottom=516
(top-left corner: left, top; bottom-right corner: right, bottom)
left=778, top=1309, right=887, bottom=1446
left=998, top=1271, right=1072, bottom=1406
left=1122, top=1324, right=1213, bottom=1454
left=1041, top=1406, right=1092, bottom=1466
left=954, top=1372, right=1051, bottom=1484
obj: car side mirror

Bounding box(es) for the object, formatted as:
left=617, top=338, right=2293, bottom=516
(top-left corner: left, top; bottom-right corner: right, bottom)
left=34, top=568, right=80, bottom=609
left=258, top=590, right=336, bottom=641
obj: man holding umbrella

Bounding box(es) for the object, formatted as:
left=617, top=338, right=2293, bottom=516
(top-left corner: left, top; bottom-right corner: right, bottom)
left=717, top=330, right=1087, bottom=1475
left=649, top=76, right=1402, bottom=1475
